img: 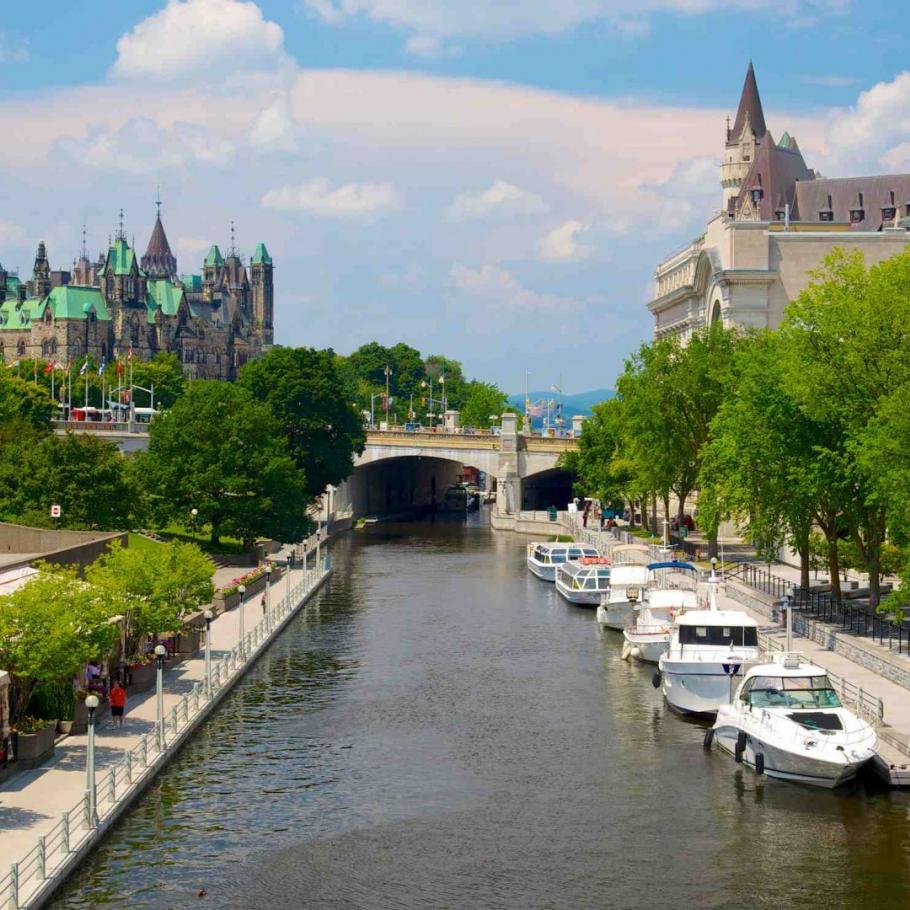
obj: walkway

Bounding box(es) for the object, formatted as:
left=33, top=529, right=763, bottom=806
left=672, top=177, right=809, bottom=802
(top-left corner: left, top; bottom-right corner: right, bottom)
left=0, top=555, right=330, bottom=909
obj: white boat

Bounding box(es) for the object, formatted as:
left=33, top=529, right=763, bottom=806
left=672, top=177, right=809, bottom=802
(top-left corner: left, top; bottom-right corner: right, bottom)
left=709, top=653, right=878, bottom=788
left=555, top=558, right=612, bottom=607
left=610, top=543, right=652, bottom=566
left=658, top=588, right=761, bottom=715
left=596, top=564, right=650, bottom=629
left=621, top=560, right=699, bottom=663
left=526, top=542, right=599, bottom=582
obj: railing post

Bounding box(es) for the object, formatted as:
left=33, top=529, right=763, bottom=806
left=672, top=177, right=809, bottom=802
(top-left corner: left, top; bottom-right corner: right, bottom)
left=62, top=810, right=70, bottom=854
left=126, top=752, right=133, bottom=784
left=9, top=863, right=18, bottom=910
left=37, top=835, right=46, bottom=881
left=140, top=736, right=148, bottom=768
left=83, top=792, right=91, bottom=830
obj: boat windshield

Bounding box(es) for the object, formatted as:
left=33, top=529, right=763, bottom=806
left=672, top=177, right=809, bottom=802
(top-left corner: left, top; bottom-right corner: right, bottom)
left=679, top=625, right=758, bottom=647
left=741, top=674, right=842, bottom=709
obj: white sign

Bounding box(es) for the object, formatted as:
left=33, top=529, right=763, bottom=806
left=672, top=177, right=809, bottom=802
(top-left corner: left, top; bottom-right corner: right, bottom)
left=50, top=504, right=61, bottom=518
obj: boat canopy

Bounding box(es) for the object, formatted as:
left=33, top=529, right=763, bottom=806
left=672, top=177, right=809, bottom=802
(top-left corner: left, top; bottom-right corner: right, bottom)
left=647, top=560, right=697, bottom=573
left=560, top=561, right=611, bottom=578
left=614, top=544, right=650, bottom=553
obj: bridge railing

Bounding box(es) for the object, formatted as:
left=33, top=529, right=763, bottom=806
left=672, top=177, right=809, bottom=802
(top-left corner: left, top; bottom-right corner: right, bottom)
left=52, top=420, right=144, bottom=433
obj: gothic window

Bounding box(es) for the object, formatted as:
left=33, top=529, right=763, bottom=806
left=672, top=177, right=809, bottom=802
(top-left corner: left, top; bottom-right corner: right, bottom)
left=710, top=300, right=722, bottom=325
left=41, top=337, right=57, bottom=357
left=101, top=342, right=107, bottom=359
left=44, top=308, right=52, bottom=325
left=17, top=339, right=26, bottom=357
left=129, top=315, right=140, bottom=346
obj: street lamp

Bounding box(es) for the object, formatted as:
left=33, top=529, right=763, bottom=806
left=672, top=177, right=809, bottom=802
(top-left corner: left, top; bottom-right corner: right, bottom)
left=84, top=693, right=100, bottom=827
left=710, top=556, right=718, bottom=582
left=203, top=609, right=214, bottom=697
left=154, top=643, right=167, bottom=751
left=190, top=507, right=198, bottom=536
left=315, top=524, right=321, bottom=572
left=285, top=550, right=292, bottom=608
left=238, top=584, right=247, bottom=659
left=265, top=565, right=272, bottom=631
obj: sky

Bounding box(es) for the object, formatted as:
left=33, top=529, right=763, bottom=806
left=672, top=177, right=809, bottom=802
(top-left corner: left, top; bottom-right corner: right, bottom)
left=1, top=0, right=909, bottom=393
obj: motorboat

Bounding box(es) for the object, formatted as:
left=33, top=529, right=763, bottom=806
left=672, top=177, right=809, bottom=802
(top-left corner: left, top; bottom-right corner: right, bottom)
left=527, top=542, right=600, bottom=581
left=709, top=653, right=878, bottom=788
left=555, top=558, right=612, bottom=607
left=658, top=583, right=761, bottom=715
left=596, top=564, right=649, bottom=629
left=621, top=561, right=699, bottom=663
left=441, top=484, right=479, bottom=513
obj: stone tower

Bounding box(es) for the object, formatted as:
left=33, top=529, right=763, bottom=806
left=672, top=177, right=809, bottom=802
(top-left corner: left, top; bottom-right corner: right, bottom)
left=250, top=242, right=274, bottom=345
left=141, top=199, right=178, bottom=282
left=202, top=244, right=223, bottom=303
left=32, top=241, right=51, bottom=299
left=720, top=62, right=768, bottom=210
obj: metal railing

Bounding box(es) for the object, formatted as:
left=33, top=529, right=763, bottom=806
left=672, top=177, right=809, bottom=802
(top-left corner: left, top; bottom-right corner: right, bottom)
left=0, top=560, right=332, bottom=910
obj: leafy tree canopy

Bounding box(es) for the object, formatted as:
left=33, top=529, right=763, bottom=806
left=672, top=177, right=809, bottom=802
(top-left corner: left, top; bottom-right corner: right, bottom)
left=459, top=380, right=509, bottom=429
left=0, top=369, right=55, bottom=429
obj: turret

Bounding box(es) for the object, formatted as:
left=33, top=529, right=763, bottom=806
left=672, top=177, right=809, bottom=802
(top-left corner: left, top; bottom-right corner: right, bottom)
left=250, top=242, right=273, bottom=344
left=32, top=241, right=51, bottom=298
left=721, top=62, right=768, bottom=210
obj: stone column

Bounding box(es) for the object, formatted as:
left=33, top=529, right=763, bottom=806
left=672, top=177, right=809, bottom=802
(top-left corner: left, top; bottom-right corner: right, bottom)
left=496, top=412, right=522, bottom=515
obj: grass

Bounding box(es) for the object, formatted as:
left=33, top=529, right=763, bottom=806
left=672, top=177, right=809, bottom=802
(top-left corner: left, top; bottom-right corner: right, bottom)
left=139, top=523, right=247, bottom=555
left=551, top=534, right=575, bottom=542
left=127, top=532, right=164, bottom=555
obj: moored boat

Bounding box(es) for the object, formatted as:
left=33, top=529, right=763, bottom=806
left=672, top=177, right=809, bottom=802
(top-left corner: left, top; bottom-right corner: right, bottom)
left=527, top=542, right=600, bottom=581
left=555, top=558, right=612, bottom=607
left=596, top=564, right=649, bottom=629
left=709, top=653, right=878, bottom=788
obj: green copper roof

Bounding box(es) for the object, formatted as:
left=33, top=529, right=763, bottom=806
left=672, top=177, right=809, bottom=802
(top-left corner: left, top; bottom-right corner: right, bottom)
left=204, top=245, right=224, bottom=268
left=46, top=286, right=110, bottom=321
left=100, top=238, right=141, bottom=278
left=6, top=276, right=21, bottom=292
left=147, top=279, right=190, bottom=317
left=181, top=274, right=202, bottom=293
left=251, top=242, right=272, bottom=265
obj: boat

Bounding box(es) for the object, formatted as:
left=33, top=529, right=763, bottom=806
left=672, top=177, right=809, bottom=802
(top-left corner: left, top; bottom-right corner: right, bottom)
left=555, top=558, right=612, bottom=607
left=526, top=542, right=600, bottom=582
left=441, top=484, right=479, bottom=513
left=658, top=583, right=761, bottom=716
left=610, top=543, right=652, bottom=566
left=621, top=561, right=699, bottom=663
left=709, top=653, right=878, bottom=788
left=595, top=564, right=650, bottom=629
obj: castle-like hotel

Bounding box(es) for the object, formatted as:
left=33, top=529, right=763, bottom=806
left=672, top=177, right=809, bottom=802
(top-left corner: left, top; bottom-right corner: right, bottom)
left=649, top=63, right=910, bottom=338
left=0, top=206, right=274, bottom=380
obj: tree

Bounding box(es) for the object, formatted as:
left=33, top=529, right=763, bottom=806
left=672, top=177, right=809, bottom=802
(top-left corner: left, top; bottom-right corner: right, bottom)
left=86, top=540, right=214, bottom=658
left=0, top=369, right=55, bottom=429
left=424, top=354, right=466, bottom=409
left=141, top=380, right=311, bottom=548
left=0, top=428, right=134, bottom=530
left=0, top=565, right=119, bottom=724
left=237, top=347, right=365, bottom=497
left=460, top=380, right=509, bottom=429
left=130, top=352, right=187, bottom=409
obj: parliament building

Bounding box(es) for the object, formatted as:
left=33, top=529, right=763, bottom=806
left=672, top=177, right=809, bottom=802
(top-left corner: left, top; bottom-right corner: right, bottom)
left=0, top=206, right=274, bottom=379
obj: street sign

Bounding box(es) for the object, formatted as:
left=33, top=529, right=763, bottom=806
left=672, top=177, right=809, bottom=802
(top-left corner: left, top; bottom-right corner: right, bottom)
left=722, top=662, right=740, bottom=676
left=50, top=504, right=61, bottom=519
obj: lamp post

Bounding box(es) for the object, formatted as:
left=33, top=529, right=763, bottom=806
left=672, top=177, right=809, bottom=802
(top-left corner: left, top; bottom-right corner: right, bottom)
left=285, top=550, right=292, bottom=607
left=190, top=507, right=198, bottom=536
left=303, top=539, right=308, bottom=583
left=710, top=556, right=718, bottom=582
left=238, top=584, right=246, bottom=659
left=265, top=565, right=272, bottom=631
left=203, top=609, right=214, bottom=698
left=154, top=643, right=167, bottom=751
left=316, top=524, right=321, bottom=573
left=84, top=693, right=100, bottom=827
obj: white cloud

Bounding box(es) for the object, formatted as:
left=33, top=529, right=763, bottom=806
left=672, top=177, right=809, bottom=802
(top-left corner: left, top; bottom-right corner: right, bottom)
left=642, top=154, right=720, bottom=234
left=0, top=32, right=28, bottom=64
left=450, top=262, right=580, bottom=312
left=405, top=35, right=444, bottom=57
left=112, top=0, right=285, bottom=82
left=446, top=181, right=549, bottom=222
left=540, top=220, right=593, bottom=262
left=250, top=95, right=298, bottom=151
left=56, top=118, right=235, bottom=174
left=261, top=178, right=402, bottom=219
left=300, top=0, right=850, bottom=41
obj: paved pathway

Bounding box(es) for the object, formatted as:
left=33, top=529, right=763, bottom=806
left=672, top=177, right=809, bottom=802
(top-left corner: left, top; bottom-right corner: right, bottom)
left=0, top=559, right=317, bottom=865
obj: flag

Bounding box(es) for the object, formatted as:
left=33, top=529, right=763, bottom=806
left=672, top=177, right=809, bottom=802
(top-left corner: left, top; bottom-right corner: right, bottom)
left=527, top=400, right=545, bottom=418
left=79, top=358, right=89, bottom=376
left=44, top=361, right=54, bottom=376
left=127, top=346, right=133, bottom=362
left=116, top=361, right=125, bottom=377
left=97, top=358, right=106, bottom=376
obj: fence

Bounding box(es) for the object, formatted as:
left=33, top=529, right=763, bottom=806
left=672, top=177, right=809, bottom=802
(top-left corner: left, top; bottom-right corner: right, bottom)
left=0, top=560, right=331, bottom=910
left=729, top=562, right=910, bottom=656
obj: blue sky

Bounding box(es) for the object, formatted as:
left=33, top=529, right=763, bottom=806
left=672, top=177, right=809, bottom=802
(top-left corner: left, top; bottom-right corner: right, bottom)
left=1, top=0, right=908, bottom=391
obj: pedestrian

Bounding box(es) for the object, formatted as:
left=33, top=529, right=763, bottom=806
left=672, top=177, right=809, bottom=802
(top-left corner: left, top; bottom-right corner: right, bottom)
left=260, top=593, right=266, bottom=616
left=110, top=681, right=127, bottom=728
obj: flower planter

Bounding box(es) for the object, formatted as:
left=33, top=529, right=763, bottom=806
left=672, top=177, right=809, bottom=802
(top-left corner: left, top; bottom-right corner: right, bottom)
left=15, top=723, right=57, bottom=770
left=57, top=719, right=73, bottom=735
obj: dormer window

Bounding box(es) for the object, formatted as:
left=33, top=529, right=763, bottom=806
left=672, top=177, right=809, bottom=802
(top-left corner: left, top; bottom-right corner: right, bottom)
left=820, top=193, right=834, bottom=222
left=883, top=191, right=896, bottom=222
left=850, top=192, right=865, bottom=223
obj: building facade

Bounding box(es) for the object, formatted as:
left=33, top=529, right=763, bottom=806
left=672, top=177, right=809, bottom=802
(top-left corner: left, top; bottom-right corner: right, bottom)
left=0, top=209, right=275, bottom=379
left=648, top=63, right=910, bottom=339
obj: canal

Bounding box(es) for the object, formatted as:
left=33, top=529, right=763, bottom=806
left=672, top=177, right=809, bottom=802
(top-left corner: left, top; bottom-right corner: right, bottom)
left=51, top=518, right=910, bottom=909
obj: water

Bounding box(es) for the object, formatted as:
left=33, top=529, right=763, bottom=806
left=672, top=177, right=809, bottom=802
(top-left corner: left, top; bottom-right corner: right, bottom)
left=50, top=519, right=910, bottom=909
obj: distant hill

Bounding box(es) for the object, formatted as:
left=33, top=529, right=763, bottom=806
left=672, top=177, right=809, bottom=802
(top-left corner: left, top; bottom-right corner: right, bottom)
left=507, top=388, right=614, bottom=429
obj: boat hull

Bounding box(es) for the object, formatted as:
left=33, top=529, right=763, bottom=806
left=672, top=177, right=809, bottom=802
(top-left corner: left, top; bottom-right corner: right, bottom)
left=712, top=722, right=874, bottom=788
left=527, top=559, right=556, bottom=581
left=659, top=663, right=740, bottom=716
left=555, top=581, right=601, bottom=606
left=596, top=601, right=635, bottom=630
left=622, top=630, right=668, bottom=663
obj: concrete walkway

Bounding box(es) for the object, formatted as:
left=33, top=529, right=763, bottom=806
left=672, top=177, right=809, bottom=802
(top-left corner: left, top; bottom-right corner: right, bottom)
left=0, top=556, right=329, bottom=908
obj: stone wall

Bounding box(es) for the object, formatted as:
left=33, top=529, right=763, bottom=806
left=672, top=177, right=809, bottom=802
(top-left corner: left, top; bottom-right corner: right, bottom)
left=0, top=521, right=125, bottom=572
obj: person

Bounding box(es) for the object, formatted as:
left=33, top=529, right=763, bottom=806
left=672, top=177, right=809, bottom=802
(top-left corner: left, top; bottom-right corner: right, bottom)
left=260, top=593, right=267, bottom=616
left=109, top=681, right=127, bottom=728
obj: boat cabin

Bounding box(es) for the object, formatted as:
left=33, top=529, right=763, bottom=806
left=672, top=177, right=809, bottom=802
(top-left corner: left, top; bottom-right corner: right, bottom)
left=556, top=558, right=611, bottom=592
left=674, top=610, right=759, bottom=647
left=737, top=657, right=842, bottom=712
left=530, top=543, right=599, bottom=566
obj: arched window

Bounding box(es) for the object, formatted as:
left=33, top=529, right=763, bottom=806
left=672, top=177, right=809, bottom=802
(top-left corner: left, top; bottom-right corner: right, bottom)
left=710, top=300, right=722, bottom=325
left=17, top=339, right=26, bottom=357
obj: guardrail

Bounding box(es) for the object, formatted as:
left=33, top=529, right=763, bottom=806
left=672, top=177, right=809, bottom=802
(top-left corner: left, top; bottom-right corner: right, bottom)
left=52, top=420, right=145, bottom=433
left=0, top=561, right=331, bottom=910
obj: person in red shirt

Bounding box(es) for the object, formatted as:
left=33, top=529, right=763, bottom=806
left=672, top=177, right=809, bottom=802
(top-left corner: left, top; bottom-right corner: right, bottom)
left=110, top=681, right=127, bottom=727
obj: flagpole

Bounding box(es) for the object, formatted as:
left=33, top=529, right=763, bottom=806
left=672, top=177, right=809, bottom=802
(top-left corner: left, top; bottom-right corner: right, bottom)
left=50, top=362, right=54, bottom=402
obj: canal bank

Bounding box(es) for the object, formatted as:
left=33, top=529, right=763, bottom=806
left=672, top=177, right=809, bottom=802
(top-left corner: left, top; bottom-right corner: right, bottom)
left=0, top=545, right=333, bottom=910
left=38, top=518, right=910, bottom=910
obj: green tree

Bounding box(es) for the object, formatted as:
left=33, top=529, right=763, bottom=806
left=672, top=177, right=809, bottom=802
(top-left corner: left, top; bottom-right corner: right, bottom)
left=86, top=540, right=214, bottom=658
left=237, top=347, right=365, bottom=497
left=424, top=354, right=466, bottom=409
left=460, top=380, right=509, bottom=429
left=0, top=369, right=55, bottom=429
left=0, top=565, right=120, bottom=724
left=130, top=352, right=187, bottom=409
left=141, top=380, right=311, bottom=548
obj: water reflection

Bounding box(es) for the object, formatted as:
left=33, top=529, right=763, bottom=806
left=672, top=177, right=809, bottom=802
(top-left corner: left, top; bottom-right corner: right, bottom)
left=50, top=519, right=910, bottom=909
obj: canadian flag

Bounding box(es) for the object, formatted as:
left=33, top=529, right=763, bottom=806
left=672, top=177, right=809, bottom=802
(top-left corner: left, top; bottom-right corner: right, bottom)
left=43, top=361, right=54, bottom=376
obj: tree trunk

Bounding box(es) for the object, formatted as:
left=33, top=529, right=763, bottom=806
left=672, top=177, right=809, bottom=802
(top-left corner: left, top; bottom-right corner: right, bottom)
left=662, top=492, right=671, bottom=541
left=650, top=492, right=658, bottom=537
left=795, top=525, right=810, bottom=592
left=826, top=532, right=842, bottom=605
left=677, top=492, right=687, bottom=529
left=210, top=528, right=220, bottom=546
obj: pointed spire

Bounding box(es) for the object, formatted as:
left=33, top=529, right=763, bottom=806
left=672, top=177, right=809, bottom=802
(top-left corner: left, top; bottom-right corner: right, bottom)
left=81, top=224, right=88, bottom=261
left=230, top=220, right=236, bottom=256
left=155, top=185, right=162, bottom=220
left=731, top=61, right=767, bottom=142
left=142, top=195, right=178, bottom=281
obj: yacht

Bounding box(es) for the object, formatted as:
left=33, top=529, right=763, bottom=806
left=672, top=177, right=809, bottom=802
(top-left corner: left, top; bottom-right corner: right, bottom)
left=555, top=558, right=612, bottom=607
left=527, top=542, right=600, bottom=581
left=709, top=653, right=878, bottom=788
left=658, top=584, right=761, bottom=715
left=596, top=564, right=650, bottom=629
left=621, top=561, right=699, bottom=663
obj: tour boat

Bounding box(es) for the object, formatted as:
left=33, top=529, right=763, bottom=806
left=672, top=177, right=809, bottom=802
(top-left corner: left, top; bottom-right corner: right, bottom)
left=658, top=584, right=761, bottom=715
left=555, top=558, right=612, bottom=607
left=709, top=653, right=878, bottom=788
left=595, top=564, right=650, bottom=629
left=621, top=561, right=699, bottom=663
left=527, top=542, right=600, bottom=582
